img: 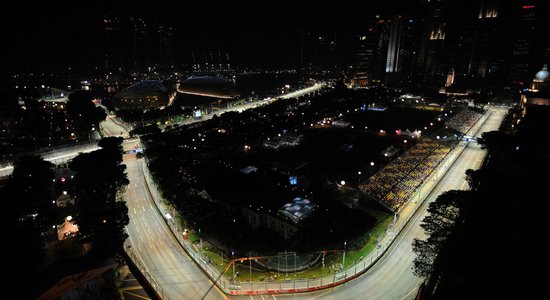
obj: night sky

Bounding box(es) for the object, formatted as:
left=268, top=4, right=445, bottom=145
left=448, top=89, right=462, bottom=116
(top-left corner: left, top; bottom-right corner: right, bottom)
left=2, top=1, right=422, bottom=71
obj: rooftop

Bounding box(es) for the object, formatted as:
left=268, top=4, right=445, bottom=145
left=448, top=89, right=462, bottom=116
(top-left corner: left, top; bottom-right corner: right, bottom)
left=279, top=197, right=315, bottom=224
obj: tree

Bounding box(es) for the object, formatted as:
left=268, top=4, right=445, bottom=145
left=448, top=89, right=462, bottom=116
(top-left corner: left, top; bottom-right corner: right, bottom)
left=464, top=169, right=480, bottom=190
left=70, top=137, right=129, bottom=256
left=412, top=190, right=469, bottom=278
left=5, top=156, right=55, bottom=277
left=130, top=124, right=160, bottom=137
left=66, top=90, right=106, bottom=137
left=477, top=130, right=514, bottom=154
left=10, top=155, right=56, bottom=229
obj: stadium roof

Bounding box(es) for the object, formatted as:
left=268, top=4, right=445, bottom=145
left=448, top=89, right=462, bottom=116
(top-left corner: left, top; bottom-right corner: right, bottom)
left=279, top=197, right=315, bottom=224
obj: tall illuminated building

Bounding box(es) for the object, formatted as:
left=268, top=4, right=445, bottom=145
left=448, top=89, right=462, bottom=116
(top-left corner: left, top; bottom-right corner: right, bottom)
left=468, top=0, right=501, bottom=78
left=351, top=16, right=388, bottom=86
left=419, top=0, right=448, bottom=80
left=385, top=15, right=402, bottom=74
left=508, top=0, right=547, bottom=86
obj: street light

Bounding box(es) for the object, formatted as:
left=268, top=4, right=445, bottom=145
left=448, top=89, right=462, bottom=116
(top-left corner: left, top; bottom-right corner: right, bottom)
left=342, top=241, right=347, bottom=270
left=249, top=252, right=252, bottom=282
left=232, top=251, right=236, bottom=280
left=198, top=228, right=202, bottom=251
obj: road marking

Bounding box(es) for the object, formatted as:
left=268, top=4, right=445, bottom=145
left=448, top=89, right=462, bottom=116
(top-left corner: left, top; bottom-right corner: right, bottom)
left=119, top=286, right=144, bottom=291
left=133, top=208, right=136, bottom=214
left=310, top=289, right=333, bottom=299
left=142, top=206, right=146, bottom=212
left=121, top=290, right=151, bottom=300
left=399, top=286, right=419, bottom=300
left=139, top=235, right=144, bottom=243
left=474, top=158, right=482, bottom=169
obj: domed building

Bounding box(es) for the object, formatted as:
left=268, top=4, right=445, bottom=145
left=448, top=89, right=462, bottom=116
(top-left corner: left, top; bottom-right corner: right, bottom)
left=531, top=65, right=549, bottom=92
left=113, top=80, right=174, bottom=111
left=522, top=65, right=550, bottom=108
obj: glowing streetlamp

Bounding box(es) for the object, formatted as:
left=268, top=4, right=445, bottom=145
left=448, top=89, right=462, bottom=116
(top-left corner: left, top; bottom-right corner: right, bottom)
left=342, top=241, right=347, bottom=269
left=232, top=251, right=236, bottom=280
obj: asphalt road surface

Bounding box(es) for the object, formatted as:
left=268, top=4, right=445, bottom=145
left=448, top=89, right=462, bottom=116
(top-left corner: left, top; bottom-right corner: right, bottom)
left=123, top=153, right=223, bottom=300
left=233, top=107, right=506, bottom=300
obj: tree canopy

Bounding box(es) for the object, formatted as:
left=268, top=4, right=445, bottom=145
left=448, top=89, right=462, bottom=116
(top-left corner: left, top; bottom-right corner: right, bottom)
left=67, top=90, right=106, bottom=134
left=70, top=137, right=129, bottom=256
left=412, top=190, right=470, bottom=278
left=5, top=155, right=55, bottom=277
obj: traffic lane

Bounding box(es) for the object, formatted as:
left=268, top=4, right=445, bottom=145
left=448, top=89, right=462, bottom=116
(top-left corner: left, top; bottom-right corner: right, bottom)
left=101, top=117, right=130, bottom=138
left=124, top=159, right=222, bottom=299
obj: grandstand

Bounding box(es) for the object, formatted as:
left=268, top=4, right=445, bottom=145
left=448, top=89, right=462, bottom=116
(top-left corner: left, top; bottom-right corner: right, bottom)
left=445, top=109, right=483, bottom=134
left=359, top=108, right=483, bottom=212
left=359, top=139, right=452, bottom=212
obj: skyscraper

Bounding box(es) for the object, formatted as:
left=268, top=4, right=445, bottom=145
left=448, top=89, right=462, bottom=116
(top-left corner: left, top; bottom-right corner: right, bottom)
left=103, top=16, right=176, bottom=72
left=158, top=23, right=175, bottom=68
left=508, top=0, right=547, bottom=86
left=468, top=0, right=501, bottom=78
left=351, top=17, right=387, bottom=86
left=385, top=15, right=402, bottom=74
left=418, top=0, right=448, bottom=82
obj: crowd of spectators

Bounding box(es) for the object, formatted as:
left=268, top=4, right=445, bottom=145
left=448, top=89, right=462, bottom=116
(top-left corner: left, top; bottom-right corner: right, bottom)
left=359, top=139, right=451, bottom=211
left=446, top=109, right=482, bottom=134
left=359, top=108, right=485, bottom=212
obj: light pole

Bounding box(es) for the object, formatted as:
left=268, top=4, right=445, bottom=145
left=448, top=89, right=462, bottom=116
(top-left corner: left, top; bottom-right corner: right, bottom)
left=249, top=252, right=252, bottom=282
left=342, top=241, right=347, bottom=270
left=285, top=250, right=288, bottom=277
left=232, top=251, right=236, bottom=280
left=370, top=162, right=375, bottom=176
left=198, top=228, right=202, bottom=251
left=294, top=252, right=297, bottom=278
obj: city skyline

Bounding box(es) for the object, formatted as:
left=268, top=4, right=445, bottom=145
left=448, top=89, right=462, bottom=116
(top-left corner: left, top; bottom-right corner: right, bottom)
left=3, top=2, right=549, bottom=299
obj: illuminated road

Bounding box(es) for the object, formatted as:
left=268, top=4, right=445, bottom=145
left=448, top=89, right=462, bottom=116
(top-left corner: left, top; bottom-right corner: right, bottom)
left=173, top=83, right=325, bottom=128
left=108, top=77, right=503, bottom=300
left=103, top=83, right=327, bottom=300
left=234, top=107, right=507, bottom=300
left=100, top=115, right=130, bottom=138
left=123, top=154, right=221, bottom=300
left=98, top=111, right=223, bottom=299
left=0, top=143, right=100, bottom=178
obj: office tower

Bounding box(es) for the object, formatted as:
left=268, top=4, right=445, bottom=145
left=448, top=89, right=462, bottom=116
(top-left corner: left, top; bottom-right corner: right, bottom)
left=508, top=0, right=547, bottom=86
